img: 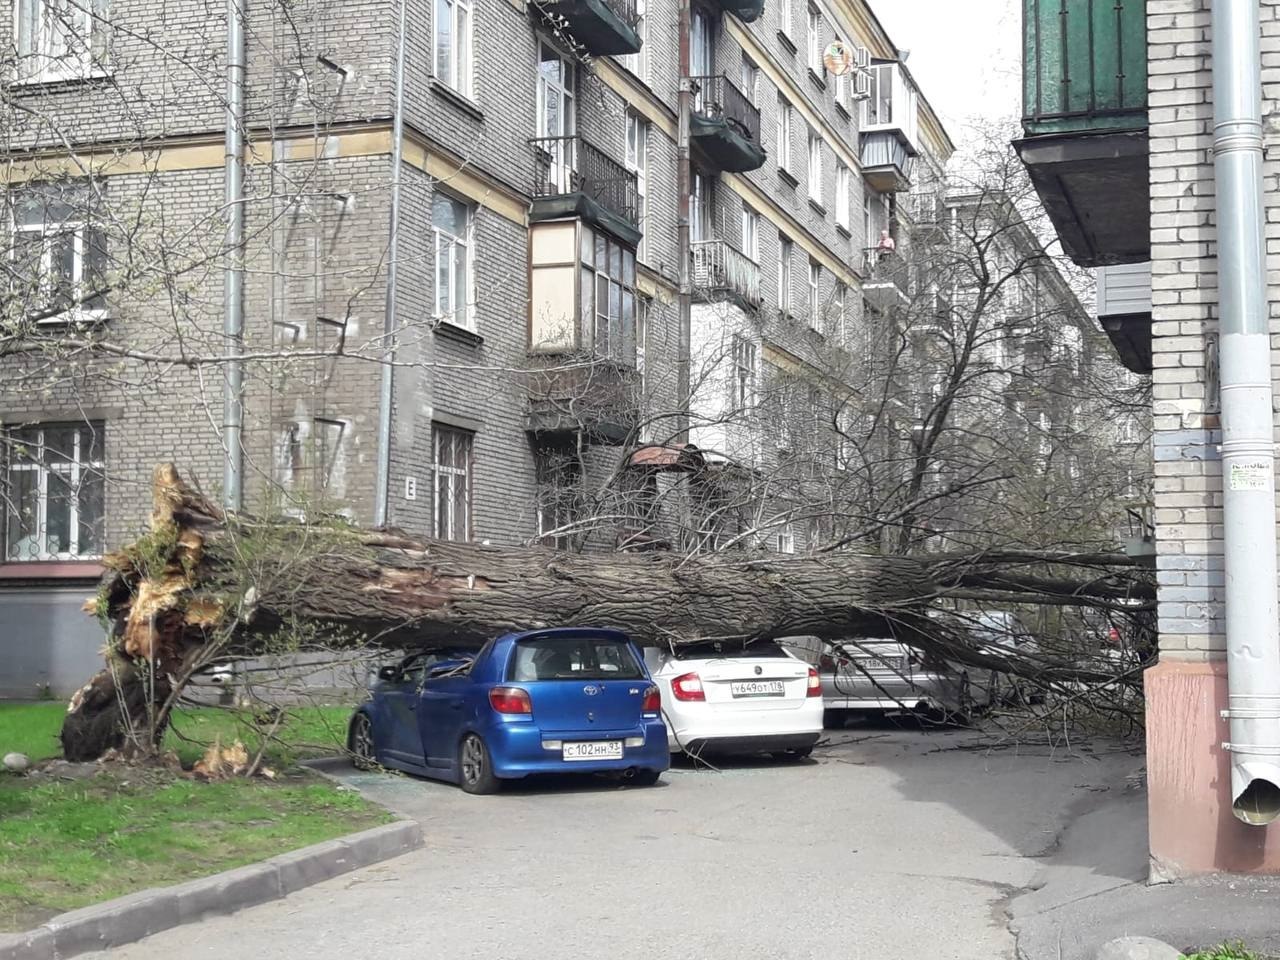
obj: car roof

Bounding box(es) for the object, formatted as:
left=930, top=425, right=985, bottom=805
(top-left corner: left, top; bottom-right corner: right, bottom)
left=498, top=626, right=633, bottom=644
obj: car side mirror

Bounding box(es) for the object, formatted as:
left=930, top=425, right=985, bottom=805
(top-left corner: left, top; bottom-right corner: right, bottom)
left=377, top=666, right=402, bottom=682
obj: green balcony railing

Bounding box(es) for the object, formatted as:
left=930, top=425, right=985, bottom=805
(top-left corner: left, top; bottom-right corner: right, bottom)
left=1022, top=0, right=1147, bottom=138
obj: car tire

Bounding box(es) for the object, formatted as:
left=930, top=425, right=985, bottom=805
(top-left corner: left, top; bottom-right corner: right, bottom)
left=458, top=733, right=501, bottom=795
left=348, top=713, right=376, bottom=770
left=630, top=768, right=662, bottom=786
left=823, top=709, right=846, bottom=729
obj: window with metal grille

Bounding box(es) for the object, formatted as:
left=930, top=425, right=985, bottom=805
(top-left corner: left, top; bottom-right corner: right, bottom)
left=4, top=421, right=104, bottom=561
left=433, top=425, right=472, bottom=541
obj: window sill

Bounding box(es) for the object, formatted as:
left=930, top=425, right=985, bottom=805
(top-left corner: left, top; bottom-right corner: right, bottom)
left=807, top=67, right=826, bottom=90
left=0, top=561, right=104, bottom=580
left=434, top=319, right=484, bottom=346
left=34, top=308, right=111, bottom=327
left=9, top=68, right=112, bottom=91
left=776, top=30, right=798, bottom=54
left=834, top=99, right=851, bottom=120
left=835, top=223, right=852, bottom=239
left=778, top=167, right=800, bottom=189
left=808, top=199, right=827, bottom=217
left=430, top=78, right=483, bottom=121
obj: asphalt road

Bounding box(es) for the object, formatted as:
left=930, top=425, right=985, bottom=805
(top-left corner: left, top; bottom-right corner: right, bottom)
left=89, top=720, right=1141, bottom=960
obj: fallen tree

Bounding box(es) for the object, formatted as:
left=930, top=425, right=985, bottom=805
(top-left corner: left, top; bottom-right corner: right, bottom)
left=62, top=464, right=1153, bottom=760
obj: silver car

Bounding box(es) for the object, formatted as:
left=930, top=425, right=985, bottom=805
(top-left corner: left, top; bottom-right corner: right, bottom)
left=782, top=636, right=998, bottom=725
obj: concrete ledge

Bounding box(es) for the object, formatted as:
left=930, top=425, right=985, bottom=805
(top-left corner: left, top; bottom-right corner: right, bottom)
left=0, top=819, right=422, bottom=960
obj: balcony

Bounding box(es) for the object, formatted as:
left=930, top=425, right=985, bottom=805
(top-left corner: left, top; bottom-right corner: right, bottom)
left=691, top=238, right=761, bottom=308
left=530, top=135, right=641, bottom=247
left=861, top=255, right=910, bottom=314
left=526, top=359, right=641, bottom=444
left=689, top=74, right=767, bottom=173
left=860, top=130, right=916, bottom=193
left=705, top=0, right=764, bottom=20
left=1015, top=0, right=1148, bottom=266
left=536, top=0, right=641, bottom=56
left=1096, top=261, right=1152, bottom=374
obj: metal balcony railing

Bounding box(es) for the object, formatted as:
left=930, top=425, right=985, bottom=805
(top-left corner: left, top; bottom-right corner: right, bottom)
left=689, top=74, right=761, bottom=144
left=530, top=135, right=639, bottom=227
left=691, top=238, right=761, bottom=305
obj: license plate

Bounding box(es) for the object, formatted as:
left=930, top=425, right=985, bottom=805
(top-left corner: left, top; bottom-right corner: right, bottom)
left=851, top=657, right=905, bottom=672
left=730, top=680, right=785, bottom=698
left=562, top=740, right=623, bottom=761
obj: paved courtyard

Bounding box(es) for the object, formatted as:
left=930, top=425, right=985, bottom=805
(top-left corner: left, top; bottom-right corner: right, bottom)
left=89, top=721, right=1143, bottom=960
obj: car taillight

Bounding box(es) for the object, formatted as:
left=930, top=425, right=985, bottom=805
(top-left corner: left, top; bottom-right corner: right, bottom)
left=489, top=686, right=532, bottom=715
left=806, top=667, right=822, bottom=697
left=642, top=684, right=661, bottom=714
left=671, top=672, right=705, bottom=702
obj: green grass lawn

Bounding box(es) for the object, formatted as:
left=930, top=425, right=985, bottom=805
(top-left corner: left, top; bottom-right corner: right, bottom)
left=0, top=700, right=389, bottom=933
left=0, top=701, right=353, bottom=767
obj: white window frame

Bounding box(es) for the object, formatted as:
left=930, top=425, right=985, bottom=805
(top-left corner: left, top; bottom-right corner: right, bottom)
left=806, top=6, right=822, bottom=75
left=619, top=0, right=649, bottom=82
left=835, top=161, right=850, bottom=229
left=433, top=425, right=473, bottom=542
left=808, top=260, right=821, bottom=329
left=807, top=131, right=822, bottom=205
left=776, top=524, right=795, bottom=555
left=14, top=0, right=110, bottom=85
left=731, top=334, right=756, bottom=407
left=778, top=235, right=793, bottom=313
left=775, top=94, right=793, bottom=172
left=778, top=0, right=793, bottom=40
left=4, top=422, right=104, bottom=561
left=740, top=53, right=759, bottom=105
left=536, top=39, right=576, bottom=139
left=434, top=0, right=473, bottom=97
left=740, top=203, right=759, bottom=262
left=11, top=185, right=108, bottom=325
left=432, top=192, right=475, bottom=331
left=833, top=281, right=846, bottom=341
left=625, top=111, right=649, bottom=263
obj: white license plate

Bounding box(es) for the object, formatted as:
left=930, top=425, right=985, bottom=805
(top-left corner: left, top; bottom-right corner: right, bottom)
left=730, top=680, right=785, bottom=698
left=562, top=740, right=623, bottom=761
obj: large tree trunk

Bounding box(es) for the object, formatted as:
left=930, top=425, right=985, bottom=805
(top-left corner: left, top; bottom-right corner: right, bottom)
left=62, top=464, right=1152, bottom=760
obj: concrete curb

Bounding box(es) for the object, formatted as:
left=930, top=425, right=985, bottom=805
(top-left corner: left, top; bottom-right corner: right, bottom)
left=0, top=819, right=423, bottom=960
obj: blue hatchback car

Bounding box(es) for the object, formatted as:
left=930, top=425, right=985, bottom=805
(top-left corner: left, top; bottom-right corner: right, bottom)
left=347, top=628, right=669, bottom=793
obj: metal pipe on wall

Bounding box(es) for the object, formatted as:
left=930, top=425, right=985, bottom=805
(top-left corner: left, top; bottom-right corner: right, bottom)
left=1211, top=0, right=1280, bottom=825
left=222, top=0, right=246, bottom=510
left=374, top=0, right=410, bottom=528
left=675, top=0, right=692, bottom=438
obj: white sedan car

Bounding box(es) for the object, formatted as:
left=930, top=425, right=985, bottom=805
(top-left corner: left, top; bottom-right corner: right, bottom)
left=643, top=641, right=824, bottom=759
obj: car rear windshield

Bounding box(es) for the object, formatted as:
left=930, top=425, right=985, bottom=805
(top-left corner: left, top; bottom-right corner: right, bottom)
left=687, top=641, right=791, bottom=659
left=509, top=635, right=646, bottom=682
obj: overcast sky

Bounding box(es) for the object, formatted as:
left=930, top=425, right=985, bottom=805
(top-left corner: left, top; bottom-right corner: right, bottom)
left=868, top=0, right=1022, bottom=138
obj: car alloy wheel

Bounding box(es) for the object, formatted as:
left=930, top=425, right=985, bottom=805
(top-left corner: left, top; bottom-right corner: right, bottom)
left=349, top=714, right=376, bottom=770
left=458, top=733, right=500, bottom=794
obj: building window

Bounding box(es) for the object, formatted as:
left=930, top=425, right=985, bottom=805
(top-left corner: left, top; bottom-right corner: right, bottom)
left=740, top=53, right=759, bottom=104
left=833, top=281, right=846, bottom=340
left=778, top=0, right=793, bottom=39
left=535, top=444, right=581, bottom=550
left=835, top=162, right=850, bottom=229
left=691, top=170, right=711, bottom=243
left=4, top=421, right=104, bottom=561
left=864, top=63, right=894, bottom=126
left=274, top=418, right=348, bottom=499
left=731, top=335, right=756, bottom=407
left=16, top=0, right=110, bottom=83
left=778, top=235, right=793, bottom=313
left=806, top=6, right=822, bottom=75
left=537, top=40, right=576, bottom=139
left=625, top=112, right=649, bottom=263
left=433, top=192, right=474, bottom=331
left=741, top=203, right=759, bottom=261
left=834, top=37, right=851, bottom=107
left=619, top=0, right=649, bottom=82
left=775, top=94, right=793, bottom=172
left=12, top=183, right=108, bottom=322
left=435, top=0, right=473, bottom=96
left=581, top=226, right=637, bottom=364
left=808, top=260, right=821, bottom=329
left=807, top=131, right=822, bottom=204
left=433, top=425, right=472, bottom=541
left=776, top=524, right=795, bottom=555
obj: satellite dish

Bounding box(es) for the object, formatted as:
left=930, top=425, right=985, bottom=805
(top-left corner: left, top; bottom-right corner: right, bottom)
left=822, top=41, right=853, bottom=77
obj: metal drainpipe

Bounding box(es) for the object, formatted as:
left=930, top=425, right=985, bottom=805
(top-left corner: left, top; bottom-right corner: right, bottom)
left=374, top=0, right=409, bottom=528
left=1212, top=0, right=1280, bottom=825
left=675, top=0, right=692, bottom=439
left=222, top=0, right=246, bottom=510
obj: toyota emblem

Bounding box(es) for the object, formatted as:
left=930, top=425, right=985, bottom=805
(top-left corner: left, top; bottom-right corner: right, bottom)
left=754, top=665, right=763, bottom=675
left=583, top=684, right=601, bottom=696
